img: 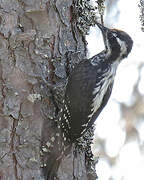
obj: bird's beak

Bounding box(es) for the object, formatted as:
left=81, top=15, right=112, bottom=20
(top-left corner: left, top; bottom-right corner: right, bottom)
left=96, top=22, right=109, bottom=47
left=96, top=23, right=108, bottom=33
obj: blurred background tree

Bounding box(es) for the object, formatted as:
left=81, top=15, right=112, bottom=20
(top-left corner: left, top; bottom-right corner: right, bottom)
left=88, top=0, right=144, bottom=179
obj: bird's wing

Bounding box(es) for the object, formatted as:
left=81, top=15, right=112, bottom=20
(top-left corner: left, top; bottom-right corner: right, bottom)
left=63, top=60, right=99, bottom=139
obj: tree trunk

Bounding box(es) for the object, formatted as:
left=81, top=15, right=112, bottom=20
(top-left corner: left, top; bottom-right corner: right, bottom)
left=0, top=0, right=97, bottom=179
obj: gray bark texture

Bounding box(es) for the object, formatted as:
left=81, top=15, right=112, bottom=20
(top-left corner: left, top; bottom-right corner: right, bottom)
left=0, top=0, right=97, bottom=179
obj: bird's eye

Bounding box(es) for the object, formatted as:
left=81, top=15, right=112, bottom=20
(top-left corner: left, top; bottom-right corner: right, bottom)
left=108, top=32, right=114, bottom=39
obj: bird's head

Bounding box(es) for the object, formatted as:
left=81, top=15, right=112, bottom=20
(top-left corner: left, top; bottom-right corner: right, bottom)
left=96, top=23, right=133, bottom=61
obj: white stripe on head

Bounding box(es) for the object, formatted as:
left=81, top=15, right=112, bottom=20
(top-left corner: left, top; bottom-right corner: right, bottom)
left=116, top=37, right=127, bottom=58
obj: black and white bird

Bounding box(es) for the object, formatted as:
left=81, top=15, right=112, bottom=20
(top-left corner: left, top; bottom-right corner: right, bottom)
left=60, top=23, right=133, bottom=142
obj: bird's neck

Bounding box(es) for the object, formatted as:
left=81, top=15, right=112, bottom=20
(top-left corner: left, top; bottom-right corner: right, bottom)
left=105, top=44, right=122, bottom=63
left=105, top=39, right=128, bottom=63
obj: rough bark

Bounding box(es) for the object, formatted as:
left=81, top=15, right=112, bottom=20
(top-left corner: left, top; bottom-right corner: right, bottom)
left=0, top=0, right=97, bottom=179
left=139, top=0, right=144, bottom=31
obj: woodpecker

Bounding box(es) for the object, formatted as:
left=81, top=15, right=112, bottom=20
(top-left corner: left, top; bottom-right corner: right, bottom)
left=60, top=23, right=133, bottom=142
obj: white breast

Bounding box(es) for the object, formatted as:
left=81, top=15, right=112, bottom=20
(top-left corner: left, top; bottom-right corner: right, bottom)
left=88, top=61, right=119, bottom=118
